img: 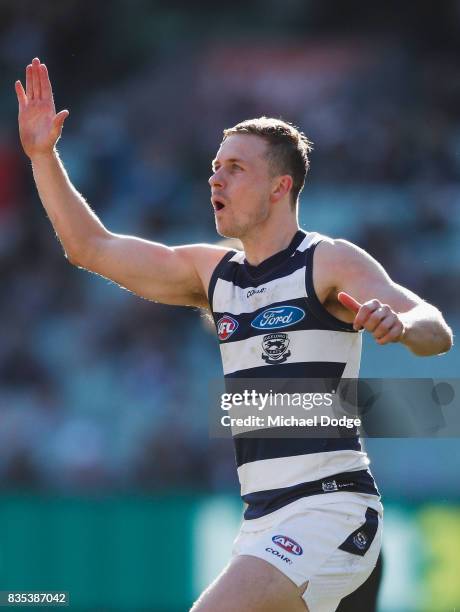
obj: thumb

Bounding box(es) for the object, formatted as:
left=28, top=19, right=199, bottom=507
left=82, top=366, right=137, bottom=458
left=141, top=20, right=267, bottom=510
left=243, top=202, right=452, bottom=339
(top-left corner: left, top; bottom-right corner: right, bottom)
left=53, top=109, right=69, bottom=133
left=337, top=291, right=361, bottom=314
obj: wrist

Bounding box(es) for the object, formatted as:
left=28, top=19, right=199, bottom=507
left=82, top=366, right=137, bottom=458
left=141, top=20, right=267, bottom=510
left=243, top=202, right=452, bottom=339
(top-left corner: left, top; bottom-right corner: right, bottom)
left=30, top=148, right=59, bottom=164
left=398, top=314, right=410, bottom=345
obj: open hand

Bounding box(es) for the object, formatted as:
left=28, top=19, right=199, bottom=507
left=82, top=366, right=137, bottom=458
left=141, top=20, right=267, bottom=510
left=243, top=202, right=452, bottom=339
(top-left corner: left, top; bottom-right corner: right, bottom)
left=15, top=57, right=69, bottom=159
left=337, top=292, right=405, bottom=345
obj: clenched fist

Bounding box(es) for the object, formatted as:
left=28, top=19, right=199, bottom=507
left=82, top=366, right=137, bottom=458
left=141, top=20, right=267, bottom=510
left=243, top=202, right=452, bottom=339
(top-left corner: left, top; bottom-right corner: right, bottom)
left=338, top=291, right=406, bottom=345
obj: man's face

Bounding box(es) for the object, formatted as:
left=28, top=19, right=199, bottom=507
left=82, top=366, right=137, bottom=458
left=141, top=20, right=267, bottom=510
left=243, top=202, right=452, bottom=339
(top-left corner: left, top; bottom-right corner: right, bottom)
left=209, top=134, right=274, bottom=239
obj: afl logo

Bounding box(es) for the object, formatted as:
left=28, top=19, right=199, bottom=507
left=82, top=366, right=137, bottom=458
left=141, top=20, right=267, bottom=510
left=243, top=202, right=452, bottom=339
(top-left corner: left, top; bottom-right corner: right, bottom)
left=217, top=315, right=239, bottom=341
left=261, top=333, right=291, bottom=364
left=272, top=535, right=303, bottom=556
left=251, top=305, right=305, bottom=330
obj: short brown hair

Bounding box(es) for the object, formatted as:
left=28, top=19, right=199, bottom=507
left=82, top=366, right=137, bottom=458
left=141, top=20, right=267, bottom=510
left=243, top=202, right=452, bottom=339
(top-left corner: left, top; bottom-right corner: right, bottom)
left=222, top=117, right=313, bottom=206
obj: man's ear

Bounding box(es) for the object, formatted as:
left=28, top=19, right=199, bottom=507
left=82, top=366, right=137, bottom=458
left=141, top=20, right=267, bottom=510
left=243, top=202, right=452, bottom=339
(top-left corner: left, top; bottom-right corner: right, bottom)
left=271, top=175, right=293, bottom=203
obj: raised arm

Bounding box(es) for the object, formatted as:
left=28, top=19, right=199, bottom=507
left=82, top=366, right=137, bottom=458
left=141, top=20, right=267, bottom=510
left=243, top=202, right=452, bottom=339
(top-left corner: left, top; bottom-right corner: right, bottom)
left=315, top=239, right=453, bottom=356
left=16, top=58, right=227, bottom=308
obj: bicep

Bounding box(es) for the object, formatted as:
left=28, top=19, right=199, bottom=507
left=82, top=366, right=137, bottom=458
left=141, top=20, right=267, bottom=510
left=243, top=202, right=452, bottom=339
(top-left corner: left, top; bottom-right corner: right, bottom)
left=78, top=232, right=228, bottom=307
left=328, top=240, right=422, bottom=313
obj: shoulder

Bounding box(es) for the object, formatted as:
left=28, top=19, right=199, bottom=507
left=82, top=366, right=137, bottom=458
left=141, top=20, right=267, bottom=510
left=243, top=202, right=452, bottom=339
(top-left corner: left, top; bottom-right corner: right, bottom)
left=175, top=242, right=235, bottom=277
left=313, top=236, right=376, bottom=274
left=171, top=243, right=234, bottom=308
left=175, top=243, right=234, bottom=263
left=311, top=236, right=380, bottom=304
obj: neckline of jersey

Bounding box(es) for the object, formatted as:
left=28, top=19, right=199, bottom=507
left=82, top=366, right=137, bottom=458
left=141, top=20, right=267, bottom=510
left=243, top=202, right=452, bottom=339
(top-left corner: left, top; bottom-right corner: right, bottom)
left=243, top=229, right=306, bottom=278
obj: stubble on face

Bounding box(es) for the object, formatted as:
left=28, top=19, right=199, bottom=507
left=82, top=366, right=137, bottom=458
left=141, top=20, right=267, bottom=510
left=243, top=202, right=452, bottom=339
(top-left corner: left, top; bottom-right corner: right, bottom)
left=216, top=190, right=271, bottom=240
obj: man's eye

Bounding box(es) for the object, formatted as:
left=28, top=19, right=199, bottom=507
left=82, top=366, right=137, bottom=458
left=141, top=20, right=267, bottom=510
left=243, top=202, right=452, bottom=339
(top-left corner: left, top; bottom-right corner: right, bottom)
left=232, top=164, right=242, bottom=170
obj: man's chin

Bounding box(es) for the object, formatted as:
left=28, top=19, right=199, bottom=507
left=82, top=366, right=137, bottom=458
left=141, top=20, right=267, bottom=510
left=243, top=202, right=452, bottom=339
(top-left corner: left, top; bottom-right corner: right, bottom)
left=215, top=222, right=241, bottom=240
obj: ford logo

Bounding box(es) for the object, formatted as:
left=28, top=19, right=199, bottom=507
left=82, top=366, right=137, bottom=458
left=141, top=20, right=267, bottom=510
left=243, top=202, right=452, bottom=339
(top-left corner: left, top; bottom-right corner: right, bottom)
left=251, top=305, right=305, bottom=330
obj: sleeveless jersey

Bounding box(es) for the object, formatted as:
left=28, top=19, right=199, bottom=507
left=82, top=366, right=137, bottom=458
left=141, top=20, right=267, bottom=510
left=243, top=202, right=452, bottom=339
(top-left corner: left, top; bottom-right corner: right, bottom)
left=208, top=230, right=380, bottom=520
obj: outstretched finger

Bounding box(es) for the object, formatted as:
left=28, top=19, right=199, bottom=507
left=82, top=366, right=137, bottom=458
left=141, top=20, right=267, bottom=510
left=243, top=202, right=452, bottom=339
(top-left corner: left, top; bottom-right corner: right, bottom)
left=15, top=80, right=27, bottom=110
left=26, top=64, right=33, bottom=99
left=39, top=64, right=53, bottom=101
left=32, top=58, right=41, bottom=100
left=337, top=292, right=361, bottom=314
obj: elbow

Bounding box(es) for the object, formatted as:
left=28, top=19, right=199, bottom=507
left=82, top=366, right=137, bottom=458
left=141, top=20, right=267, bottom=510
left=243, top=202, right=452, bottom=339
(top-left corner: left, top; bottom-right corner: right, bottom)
left=64, top=245, right=91, bottom=269
left=405, top=327, right=453, bottom=357
left=419, top=329, right=453, bottom=357
left=410, top=346, right=440, bottom=357
left=436, top=322, right=454, bottom=355
left=439, top=327, right=454, bottom=355
left=65, top=248, right=80, bottom=267
left=64, top=235, right=102, bottom=269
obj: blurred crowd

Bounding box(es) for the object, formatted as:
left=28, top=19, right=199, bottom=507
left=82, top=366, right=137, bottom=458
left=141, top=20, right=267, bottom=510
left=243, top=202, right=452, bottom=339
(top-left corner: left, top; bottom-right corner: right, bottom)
left=0, top=2, right=459, bottom=493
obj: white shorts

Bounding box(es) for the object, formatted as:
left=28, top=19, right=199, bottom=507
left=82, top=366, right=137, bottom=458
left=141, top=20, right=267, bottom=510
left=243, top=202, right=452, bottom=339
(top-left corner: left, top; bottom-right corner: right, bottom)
left=232, top=493, right=383, bottom=612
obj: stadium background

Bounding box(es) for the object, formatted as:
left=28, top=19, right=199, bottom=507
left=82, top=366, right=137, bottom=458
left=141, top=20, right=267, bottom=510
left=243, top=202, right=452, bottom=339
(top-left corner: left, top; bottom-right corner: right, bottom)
left=0, top=1, right=459, bottom=610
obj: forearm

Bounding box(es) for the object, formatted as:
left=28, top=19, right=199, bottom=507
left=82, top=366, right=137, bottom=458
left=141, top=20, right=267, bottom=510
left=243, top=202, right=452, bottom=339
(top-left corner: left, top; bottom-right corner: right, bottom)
left=31, top=149, right=106, bottom=264
left=400, top=303, right=453, bottom=356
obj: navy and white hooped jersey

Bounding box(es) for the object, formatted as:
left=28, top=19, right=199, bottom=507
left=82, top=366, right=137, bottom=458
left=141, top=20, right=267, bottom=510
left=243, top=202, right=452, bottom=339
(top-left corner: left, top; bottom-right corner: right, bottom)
left=208, top=229, right=380, bottom=520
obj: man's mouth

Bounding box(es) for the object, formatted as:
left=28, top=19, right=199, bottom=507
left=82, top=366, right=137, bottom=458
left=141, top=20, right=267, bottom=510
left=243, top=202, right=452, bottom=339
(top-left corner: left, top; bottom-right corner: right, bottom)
left=212, top=197, right=226, bottom=212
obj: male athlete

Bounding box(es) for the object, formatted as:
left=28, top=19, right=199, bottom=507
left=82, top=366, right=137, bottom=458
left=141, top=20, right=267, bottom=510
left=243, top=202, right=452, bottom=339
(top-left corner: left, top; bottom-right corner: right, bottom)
left=16, top=58, right=452, bottom=612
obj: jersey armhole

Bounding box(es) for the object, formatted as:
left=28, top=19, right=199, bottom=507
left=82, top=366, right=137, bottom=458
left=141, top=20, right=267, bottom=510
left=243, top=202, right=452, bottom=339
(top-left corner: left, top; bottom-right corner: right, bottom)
left=305, top=241, right=356, bottom=332
left=207, top=250, right=237, bottom=310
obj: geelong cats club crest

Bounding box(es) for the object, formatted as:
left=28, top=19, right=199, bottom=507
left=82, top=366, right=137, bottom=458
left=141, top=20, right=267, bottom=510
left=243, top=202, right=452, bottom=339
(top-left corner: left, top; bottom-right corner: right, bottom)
left=261, top=333, right=291, bottom=364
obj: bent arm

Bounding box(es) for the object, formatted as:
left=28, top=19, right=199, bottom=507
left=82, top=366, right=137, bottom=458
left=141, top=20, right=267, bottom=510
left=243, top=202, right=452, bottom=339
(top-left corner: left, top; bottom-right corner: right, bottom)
left=17, top=58, right=228, bottom=308
left=31, top=150, right=228, bottom=307
left=318, top=239, right=453, bottom=357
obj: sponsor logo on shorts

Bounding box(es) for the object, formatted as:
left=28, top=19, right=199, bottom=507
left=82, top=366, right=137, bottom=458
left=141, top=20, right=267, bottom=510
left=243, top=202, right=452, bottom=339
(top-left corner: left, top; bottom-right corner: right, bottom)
left=251, top=305, right=305, bottom=330
left=322, top=479, right=354, bottom=493
left=265, top=547, right=293, bottom=565
left=353, top=531, right=368, bottom=550
left=272, top=535, right=303, bottom=556
left=247, top=287, right=267, bottom=298
left=217, top=315, right=239, bottom=341
left=261, top=333, right=291, bottom=364
left=322, top=480, right=338, bottom=492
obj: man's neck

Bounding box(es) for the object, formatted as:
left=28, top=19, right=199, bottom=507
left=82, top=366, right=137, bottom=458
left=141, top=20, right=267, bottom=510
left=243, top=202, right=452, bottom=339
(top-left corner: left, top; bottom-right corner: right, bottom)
left=241, top=219, right=300, bottom=266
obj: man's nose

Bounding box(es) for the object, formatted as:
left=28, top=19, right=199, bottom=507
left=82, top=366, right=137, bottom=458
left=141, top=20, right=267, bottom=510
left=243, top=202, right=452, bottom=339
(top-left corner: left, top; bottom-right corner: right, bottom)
left=209, top=170, right=224, bottom=188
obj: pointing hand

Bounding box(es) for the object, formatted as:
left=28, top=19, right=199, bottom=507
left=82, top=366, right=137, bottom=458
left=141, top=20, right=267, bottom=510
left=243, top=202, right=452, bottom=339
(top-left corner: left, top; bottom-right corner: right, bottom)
left=337, top=292, right=405, bottom=345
